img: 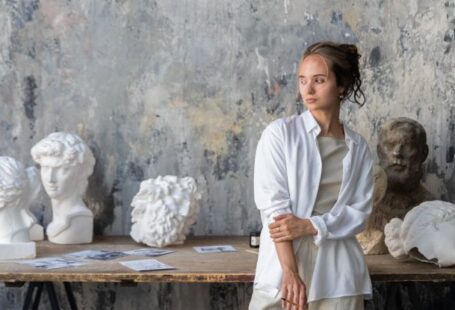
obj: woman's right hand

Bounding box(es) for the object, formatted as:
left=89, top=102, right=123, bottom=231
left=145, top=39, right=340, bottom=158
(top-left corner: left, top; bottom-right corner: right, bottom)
left=281, top=269, right=307, bottom=310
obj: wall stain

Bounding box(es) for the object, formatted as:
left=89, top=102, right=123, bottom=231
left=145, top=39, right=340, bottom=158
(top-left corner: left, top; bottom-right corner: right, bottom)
left=86, top=144, right=119, bottom=235
left=127, top=162, right=145, bottom=181
left=369, top=46, right=381, bottom=67
left=425, top=157, right=445, bottom=179
left=331, top=11, right=343, bottom=24
left=265, top=75, right=289, bottom=100
left=212, top=132, right=245, bottom=180
left=22, top=75, right=38, bottom=139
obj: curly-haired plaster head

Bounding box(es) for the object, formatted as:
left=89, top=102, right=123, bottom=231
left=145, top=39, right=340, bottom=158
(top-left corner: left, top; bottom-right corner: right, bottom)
left=130, top=176, right=201, bottom=247
left=0, top=156, right=42, bottom=240
left=31, top=132, right=95, bottom=198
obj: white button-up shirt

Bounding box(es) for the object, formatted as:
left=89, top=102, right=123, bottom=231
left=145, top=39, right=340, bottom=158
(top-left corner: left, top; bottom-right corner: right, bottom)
left=253, top=110, right=373, bottom=302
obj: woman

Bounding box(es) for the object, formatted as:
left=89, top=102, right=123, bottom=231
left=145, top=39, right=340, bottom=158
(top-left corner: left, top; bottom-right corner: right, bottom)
left=249, top=42, right=373, bottom=310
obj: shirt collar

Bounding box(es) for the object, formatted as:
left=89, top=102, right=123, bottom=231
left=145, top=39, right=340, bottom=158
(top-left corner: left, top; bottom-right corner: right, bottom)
left=301, top=110, right=359, bottom=145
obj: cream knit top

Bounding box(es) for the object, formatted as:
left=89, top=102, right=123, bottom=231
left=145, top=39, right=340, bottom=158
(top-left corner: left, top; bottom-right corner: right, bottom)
left=312, top=136, right=348, bottom=216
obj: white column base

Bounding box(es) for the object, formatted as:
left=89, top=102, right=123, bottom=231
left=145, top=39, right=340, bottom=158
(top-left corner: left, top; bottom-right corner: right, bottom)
left=0, top=242, right=36, bottom=259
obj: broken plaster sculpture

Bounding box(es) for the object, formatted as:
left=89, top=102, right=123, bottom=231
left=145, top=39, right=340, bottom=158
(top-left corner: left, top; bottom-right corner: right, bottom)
left=384, top=200, right=455, bottom=267
left=130, top=176, right=202, bottom=248
left=0, top=156, right=41, bottom=259
left=31, top=132, right=95, bottom=244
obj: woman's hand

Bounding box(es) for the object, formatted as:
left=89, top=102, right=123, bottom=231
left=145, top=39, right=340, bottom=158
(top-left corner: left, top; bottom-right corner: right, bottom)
left=269, top=214, right=317, bottom=242
left=281, top=269, right=307, bottom=310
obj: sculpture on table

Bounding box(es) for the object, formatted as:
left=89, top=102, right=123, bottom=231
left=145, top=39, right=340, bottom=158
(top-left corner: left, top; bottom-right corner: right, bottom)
left=130, top=176, right=202, bottom=247
left=384, top=200, right=455, bottom=267
left=357, top=118, right=434, bottom=254
left=31, top=132, right=95, bottom=244
left=0, top=156, right=41, bottom=259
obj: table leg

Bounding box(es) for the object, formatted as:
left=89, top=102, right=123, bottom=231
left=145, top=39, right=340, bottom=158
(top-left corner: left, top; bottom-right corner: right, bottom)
left=64, top=282, right=78, bottom=310
left=44, top=282, right=60, bottom=310
left=31, top=283, right=43, bottom=310
left=22, top=282, right=78, bottom=310
left=22, top=282, right=44, bottom=310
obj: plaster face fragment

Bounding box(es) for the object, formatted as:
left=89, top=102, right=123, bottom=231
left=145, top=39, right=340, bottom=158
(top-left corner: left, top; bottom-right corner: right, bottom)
left=0, top=156, right=40, bottom=259
left=384, top=200, right=455, bottom=267
left=31, top=132, right=95, bottom=244
left=130, top=176, right=202, bottom=248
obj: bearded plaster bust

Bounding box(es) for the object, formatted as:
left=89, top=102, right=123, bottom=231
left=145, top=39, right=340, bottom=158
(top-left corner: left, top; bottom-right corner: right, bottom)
left=31, top=132, right=95, bottom=244
left=130, top=176, right=201, bottom=248
left=0, top=156, right=40, bottom=259
left=357, top=118, right=434, bottom=255
left=384, top=200, right=455, bottom=267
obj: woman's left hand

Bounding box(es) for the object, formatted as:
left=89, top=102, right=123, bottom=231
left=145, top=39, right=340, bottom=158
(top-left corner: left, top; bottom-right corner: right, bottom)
left=269, top=214, right=317, bottom=242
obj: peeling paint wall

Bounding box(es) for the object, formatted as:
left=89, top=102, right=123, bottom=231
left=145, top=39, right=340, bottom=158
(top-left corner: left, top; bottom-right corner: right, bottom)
left=0, top=0, right=454, bottom=309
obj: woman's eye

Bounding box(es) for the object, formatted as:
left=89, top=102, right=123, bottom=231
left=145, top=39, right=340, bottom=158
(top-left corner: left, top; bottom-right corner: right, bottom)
left=299, top=79, right=307, bottom=85
left=315, top=78, right=325, bottom=83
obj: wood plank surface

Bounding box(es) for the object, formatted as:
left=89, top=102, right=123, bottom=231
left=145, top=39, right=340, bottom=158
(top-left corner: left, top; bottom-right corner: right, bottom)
left=0, top=236, right=454, bottom=283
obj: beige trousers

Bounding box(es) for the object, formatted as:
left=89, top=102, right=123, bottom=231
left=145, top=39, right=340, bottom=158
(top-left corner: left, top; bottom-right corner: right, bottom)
left=249, top=237, right=364, bottom=310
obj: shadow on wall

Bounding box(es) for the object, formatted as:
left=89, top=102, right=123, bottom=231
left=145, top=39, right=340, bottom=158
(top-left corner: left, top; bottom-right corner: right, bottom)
left=85, top=142, right=118, bottom=235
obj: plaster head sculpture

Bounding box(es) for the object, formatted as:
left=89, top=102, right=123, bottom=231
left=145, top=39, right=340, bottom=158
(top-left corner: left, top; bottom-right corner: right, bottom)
left=0, top=156, right=41, bottom=259
left=377, top=117, right=429, bottom=190
left=376, top=117, right=434, bottom=221
left=31, top=132, right=95, bottom=244
left=357, top=118, right=434, bottom=255
left=130, top=176, right=202, bottom=248
left=384, top=200, right=455, bottom=267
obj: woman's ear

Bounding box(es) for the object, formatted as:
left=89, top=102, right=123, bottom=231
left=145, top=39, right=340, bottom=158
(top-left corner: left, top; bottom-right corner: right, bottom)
left=338, top=86, right=345, bottom=97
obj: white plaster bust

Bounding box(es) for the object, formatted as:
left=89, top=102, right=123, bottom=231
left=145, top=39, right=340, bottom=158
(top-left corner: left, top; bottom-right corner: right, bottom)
left=384, top=200, right=455, bottom=267
left=0, top=156, right=40, bottom=259
left=130, top=176, right=202, bottom=247
left=31, top=132, right=95, bottom=244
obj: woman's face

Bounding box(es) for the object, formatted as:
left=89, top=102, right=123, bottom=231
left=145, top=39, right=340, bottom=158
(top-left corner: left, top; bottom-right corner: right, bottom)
left=298, top=54, right=343, bottom=113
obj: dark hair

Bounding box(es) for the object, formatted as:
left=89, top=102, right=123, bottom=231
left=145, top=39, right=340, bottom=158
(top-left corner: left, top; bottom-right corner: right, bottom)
left=297, top=41, right=365, bottom=106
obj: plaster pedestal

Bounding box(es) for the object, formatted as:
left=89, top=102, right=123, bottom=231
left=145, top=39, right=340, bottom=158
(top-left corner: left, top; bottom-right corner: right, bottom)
left=29, top=224, right=44, bottom=241
left=0, top=242, right=36, bottom=259
left=47, top=216, right=93, bottom=245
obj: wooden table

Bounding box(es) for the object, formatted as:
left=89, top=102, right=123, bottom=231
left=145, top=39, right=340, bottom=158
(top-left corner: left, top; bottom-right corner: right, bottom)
left=1, top=236, right=455, bottom=309
left=1, top=236, right=454, bottom=284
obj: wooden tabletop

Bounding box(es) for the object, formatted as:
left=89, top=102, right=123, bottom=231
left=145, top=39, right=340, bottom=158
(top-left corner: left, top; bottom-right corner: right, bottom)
left=0, top=236, right=454, bottom=283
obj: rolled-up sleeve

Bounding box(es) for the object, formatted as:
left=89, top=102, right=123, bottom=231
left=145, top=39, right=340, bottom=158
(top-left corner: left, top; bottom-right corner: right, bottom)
left=309, top=143, right=374, bottom=246
left=254, top=123, right=292, bottom=224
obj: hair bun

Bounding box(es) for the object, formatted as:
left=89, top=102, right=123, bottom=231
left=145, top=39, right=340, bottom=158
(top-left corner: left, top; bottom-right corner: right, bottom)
left=339, top=44, right=360, bottom=59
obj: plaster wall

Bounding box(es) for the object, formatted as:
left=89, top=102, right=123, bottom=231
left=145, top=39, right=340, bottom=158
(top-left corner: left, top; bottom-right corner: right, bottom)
left=0, top=0, right=454, bottom=308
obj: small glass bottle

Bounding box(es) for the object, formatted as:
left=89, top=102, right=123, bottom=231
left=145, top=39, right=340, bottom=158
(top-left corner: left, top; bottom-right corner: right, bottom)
left=249, top=231, right=261, bottom=248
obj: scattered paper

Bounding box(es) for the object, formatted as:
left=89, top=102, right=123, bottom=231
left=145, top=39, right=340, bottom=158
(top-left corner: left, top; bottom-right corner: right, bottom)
left=120, top=259, right=176, bottom=272
left=66, top=250, right=127, bottom=261
left=20, top=257, right=87, bottom=270
left=193, top=245, right=237, bottom=253
left=123, top=248, right=174, bottom=257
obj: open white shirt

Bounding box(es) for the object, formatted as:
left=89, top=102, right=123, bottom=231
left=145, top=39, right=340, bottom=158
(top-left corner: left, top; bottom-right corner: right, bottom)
left=253, top=110, right=373, bottom=302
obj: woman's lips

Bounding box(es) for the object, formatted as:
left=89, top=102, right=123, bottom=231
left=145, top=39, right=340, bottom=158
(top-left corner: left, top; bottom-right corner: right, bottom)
left=305, top=98, right=317, bottom=103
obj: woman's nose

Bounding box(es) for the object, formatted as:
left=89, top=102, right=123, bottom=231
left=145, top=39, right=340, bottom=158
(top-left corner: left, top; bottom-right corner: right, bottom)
left=304, top=82, right=314, bottom=95
left=305, top=81, right=315, bottom=94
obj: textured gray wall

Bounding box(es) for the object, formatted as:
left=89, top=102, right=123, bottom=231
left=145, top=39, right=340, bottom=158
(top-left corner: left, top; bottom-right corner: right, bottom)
left=0, top=0, right=454, bottom=309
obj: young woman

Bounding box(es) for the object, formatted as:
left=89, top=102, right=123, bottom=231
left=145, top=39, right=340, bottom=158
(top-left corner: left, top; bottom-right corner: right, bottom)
left=249, top=42, right=374, bottom=310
